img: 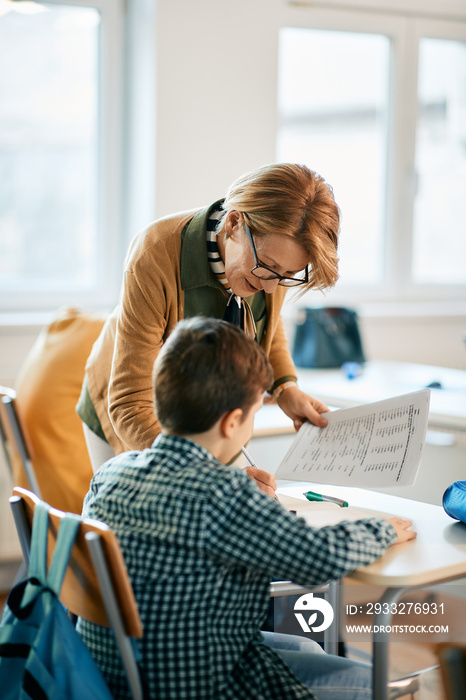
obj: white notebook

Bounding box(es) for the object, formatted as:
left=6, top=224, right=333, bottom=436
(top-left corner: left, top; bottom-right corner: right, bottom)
left=277, top=494, right=395, bottom=528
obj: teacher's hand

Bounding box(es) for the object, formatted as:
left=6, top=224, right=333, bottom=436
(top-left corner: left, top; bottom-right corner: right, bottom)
left=244, top=467, right=277, bottom=499
left=277, top=384, right=329, bottom=431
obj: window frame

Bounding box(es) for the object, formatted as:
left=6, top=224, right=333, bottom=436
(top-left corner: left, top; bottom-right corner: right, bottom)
left=0, top=0, right=125, bottom=313
left=278, top=4, right=466, bottom=307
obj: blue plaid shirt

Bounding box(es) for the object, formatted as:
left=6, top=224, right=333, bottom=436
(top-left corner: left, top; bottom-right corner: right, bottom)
left=77, top=434, right=396, bottom=699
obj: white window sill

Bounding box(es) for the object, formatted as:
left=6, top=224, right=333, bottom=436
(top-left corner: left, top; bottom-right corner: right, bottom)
left=283, top=297, right=466, bottom=320
left=0, top=308, right=111, bottom=331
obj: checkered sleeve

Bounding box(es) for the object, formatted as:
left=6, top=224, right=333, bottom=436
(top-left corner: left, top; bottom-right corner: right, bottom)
left=205, top=472, right=398, bottom=586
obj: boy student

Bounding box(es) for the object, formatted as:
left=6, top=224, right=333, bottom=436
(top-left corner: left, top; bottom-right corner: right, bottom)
left=77, top=317, right=416, bottom=700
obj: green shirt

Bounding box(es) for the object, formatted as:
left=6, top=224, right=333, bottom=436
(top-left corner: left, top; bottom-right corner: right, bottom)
left=181, top=201, right=267, bottom=340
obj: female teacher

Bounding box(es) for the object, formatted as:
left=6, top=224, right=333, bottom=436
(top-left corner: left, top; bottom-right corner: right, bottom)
left=77, top=163, right=340, bottom=490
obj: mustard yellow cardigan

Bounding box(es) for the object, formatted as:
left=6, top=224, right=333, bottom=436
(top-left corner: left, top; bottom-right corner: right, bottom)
left=85, top=206, right=297, bottom=454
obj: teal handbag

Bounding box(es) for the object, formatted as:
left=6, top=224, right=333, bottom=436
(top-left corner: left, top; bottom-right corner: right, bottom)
left=292, top=307, right=366, bottom=369
left=0, top=503, right=113, bottom=700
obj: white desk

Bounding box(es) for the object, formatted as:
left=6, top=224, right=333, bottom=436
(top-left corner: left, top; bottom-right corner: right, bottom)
left=276, top=481, right=466, bottom=700
left=249, top=361, right=466, bottom=506
left=277, top=482, right=466, bottom=587
left=296, top=361, right=466, bottom=434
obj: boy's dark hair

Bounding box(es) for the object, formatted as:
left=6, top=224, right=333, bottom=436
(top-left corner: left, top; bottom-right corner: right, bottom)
left=154, top=317, right=273, bottom=434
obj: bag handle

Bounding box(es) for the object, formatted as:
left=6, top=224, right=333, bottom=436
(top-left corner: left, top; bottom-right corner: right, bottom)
left=8, top=504, right=81, bottom=616
left=46, top=514, right=81, bottom=595
left=28, top=502, right=81, bottom=596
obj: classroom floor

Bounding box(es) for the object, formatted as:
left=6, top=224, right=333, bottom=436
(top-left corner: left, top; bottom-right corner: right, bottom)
left=345, top=638, right=444, bottom=699
left=341, top=582, right=466, bottom=700
left=270, top=581, right=465, bottom=700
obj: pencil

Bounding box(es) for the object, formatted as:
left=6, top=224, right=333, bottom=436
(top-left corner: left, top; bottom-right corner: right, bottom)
left=241, top=447, right=279, bottom=501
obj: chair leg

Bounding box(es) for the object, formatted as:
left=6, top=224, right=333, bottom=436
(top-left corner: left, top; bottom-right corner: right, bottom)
left=9, top=495, right=32, bottom=565
left=85, top=532, right=144, bottom=700
left=324, top=579, right=340, bottom=655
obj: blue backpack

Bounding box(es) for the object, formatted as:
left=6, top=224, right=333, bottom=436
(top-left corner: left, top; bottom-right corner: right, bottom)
left=0, top=502, right=113, bottom=700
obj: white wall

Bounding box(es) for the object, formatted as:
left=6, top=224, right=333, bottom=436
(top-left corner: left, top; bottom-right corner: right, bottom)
left=150, top=0, right=465, bottom=369
left=153, top=0, right=282, bottom=216
left=360, top=313, right=466, bottom=370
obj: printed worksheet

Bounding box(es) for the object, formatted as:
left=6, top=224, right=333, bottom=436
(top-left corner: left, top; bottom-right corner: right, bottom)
left=276, top=390, right=430, bottom=488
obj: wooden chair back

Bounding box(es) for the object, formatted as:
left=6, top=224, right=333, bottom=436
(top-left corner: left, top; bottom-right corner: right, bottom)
left=11, top=486, right=142, bottom=638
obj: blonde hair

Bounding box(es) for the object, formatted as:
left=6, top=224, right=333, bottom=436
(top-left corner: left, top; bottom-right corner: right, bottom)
left=220, top=163, right=340, bottom=291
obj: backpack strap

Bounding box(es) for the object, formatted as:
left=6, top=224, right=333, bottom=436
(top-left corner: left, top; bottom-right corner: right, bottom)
left=45, top=513, right=81, bottom=596
left=22, top=503, right=80, bottom=604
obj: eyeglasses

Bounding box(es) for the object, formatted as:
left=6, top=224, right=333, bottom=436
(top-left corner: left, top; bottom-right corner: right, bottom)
left=243, top=219, right=309, bottom=287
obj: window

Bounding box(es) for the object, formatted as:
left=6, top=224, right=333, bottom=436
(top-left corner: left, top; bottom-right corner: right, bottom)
left=413, top=37, right=466, bottom=285
left=277, top=8, right=466, bottom=303
left=0, top=0, right=124, bottom=312
left=278, top=28, right=390, bottom=286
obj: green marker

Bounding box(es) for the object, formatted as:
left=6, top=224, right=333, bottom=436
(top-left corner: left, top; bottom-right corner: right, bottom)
left=303, top=490, right=348, bottom=508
